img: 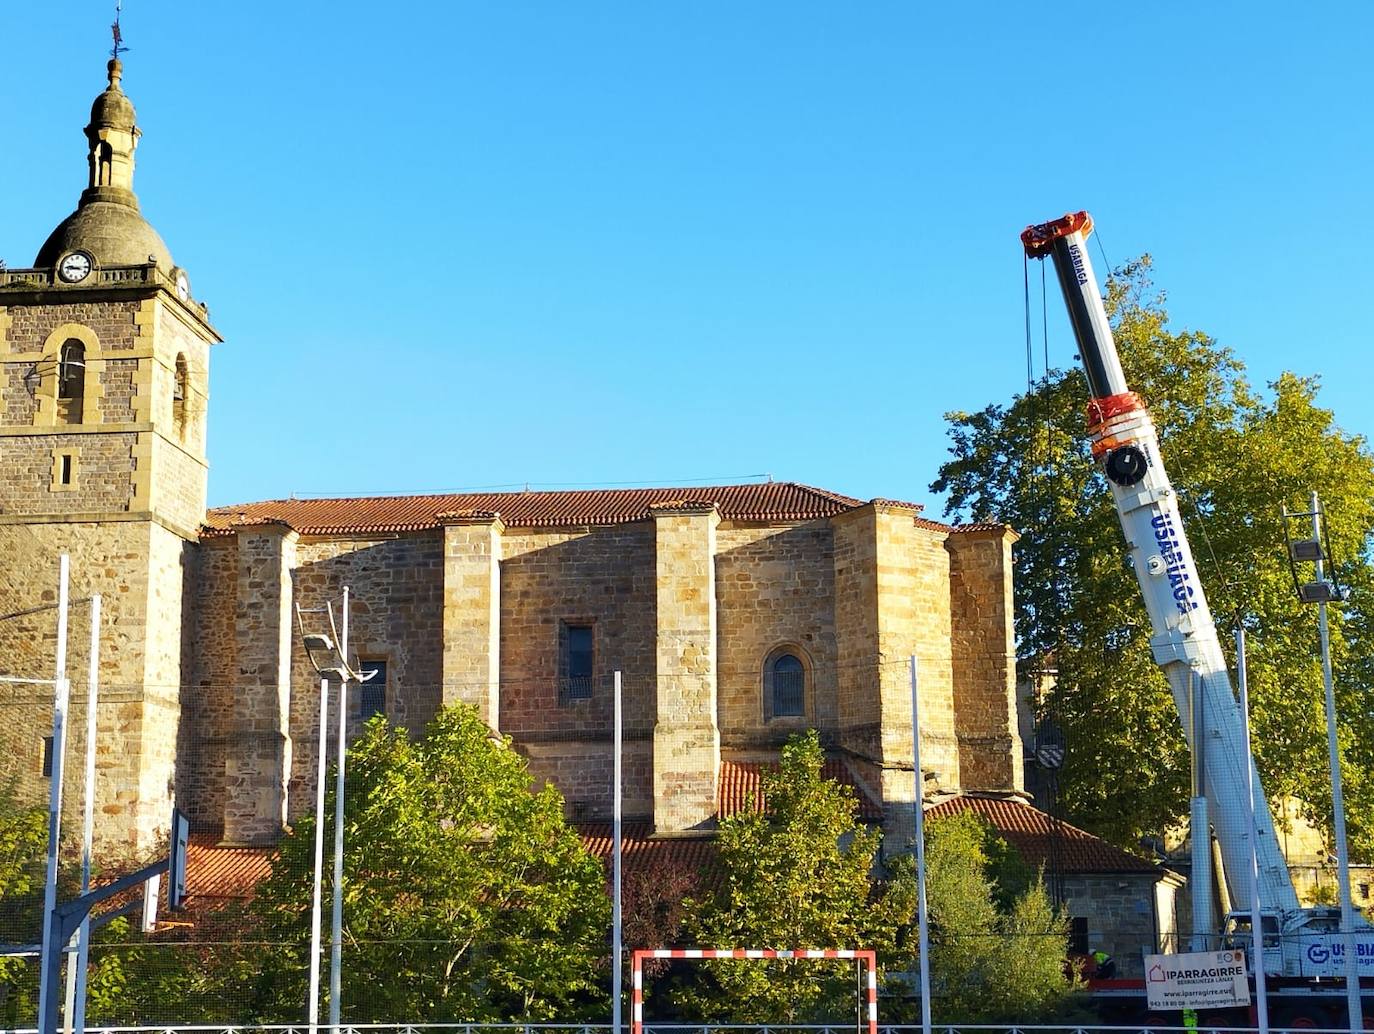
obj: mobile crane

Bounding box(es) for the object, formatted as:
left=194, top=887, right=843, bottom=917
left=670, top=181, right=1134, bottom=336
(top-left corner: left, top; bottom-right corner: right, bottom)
left=1022, top=212, right=1373, bottom=1026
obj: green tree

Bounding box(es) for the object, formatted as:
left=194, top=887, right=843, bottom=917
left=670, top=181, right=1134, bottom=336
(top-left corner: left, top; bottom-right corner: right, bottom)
left=920, top=811, right=1078, bottom=1023
left=0, top=785, right=46, bottom=1025
left=245, top=704, right=610, bottom=1022
left=675, top=731, right=917, bottom=1022
left=933, top=257, right=1374, bottom=859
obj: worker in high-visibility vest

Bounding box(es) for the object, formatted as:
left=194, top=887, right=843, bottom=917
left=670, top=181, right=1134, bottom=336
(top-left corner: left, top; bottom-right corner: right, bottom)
left=1091, top=950, right=1116, bottom=979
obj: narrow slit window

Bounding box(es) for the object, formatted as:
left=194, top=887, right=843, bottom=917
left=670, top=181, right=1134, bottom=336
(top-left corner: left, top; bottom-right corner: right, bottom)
left=173, top=354, right=189, bottom=436
left=359, top=659, right=387, bottom=721
left=41, top=735, right=54, bottom=778
left=59, top=454, right=73, bottom=486
left=561, top=624, right=594, bottom=702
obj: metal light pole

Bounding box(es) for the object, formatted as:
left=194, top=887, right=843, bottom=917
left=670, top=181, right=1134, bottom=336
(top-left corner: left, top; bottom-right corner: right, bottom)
left=909, top=656, right=932, bottom=1034
left=1283, top=492, right=1363, bottom=1033
left=36, top=555, right=72, bottom=1034
left=296, top=585, right=372, bottom=1029
left=307, top=677, right=329, bottom=1033
left=69, top=594, right=101, bottom=1034
left=1234, top=627, right=1269, bottom=1034
left=1307, top=495, right=1362, bottom=1034
left=612, top=670, right=623, bottom=1034
left=328, top=586, right=350, bottom=1028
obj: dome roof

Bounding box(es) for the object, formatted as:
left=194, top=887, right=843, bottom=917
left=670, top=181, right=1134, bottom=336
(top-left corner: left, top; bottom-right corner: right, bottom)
left=35, top=200, right=173, bottom=269
left=34, top=58, right=176, bottom=272
left=89, top=59, right=136, bottom=130
left=90, top=87, right=136, bottom=130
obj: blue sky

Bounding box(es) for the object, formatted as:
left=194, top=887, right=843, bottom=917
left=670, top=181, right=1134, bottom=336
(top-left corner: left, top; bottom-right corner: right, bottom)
left=3, top=3, right=1370, bottom=513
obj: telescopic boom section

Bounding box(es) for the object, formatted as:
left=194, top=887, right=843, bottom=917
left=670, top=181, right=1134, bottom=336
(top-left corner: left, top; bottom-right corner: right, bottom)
left=1023, top=211, right=1300, bottom=916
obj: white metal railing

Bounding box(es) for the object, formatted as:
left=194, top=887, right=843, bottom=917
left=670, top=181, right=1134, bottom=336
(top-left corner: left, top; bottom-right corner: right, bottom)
left=0, top=1025, right=1359, bottom=1034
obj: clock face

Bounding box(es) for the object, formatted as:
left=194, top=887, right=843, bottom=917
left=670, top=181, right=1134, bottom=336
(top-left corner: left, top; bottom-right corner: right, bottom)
left=175, top=271, right=190, bottom=301
left=58, top=251, right=93, bottom=283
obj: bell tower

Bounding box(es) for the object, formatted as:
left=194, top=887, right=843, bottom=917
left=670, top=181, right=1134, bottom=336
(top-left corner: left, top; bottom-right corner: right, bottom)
left=0, top=51, right=220, bottom=851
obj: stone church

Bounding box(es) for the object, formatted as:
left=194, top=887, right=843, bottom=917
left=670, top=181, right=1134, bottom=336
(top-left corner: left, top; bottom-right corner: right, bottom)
left=0, top=55, right=1028, bottom=860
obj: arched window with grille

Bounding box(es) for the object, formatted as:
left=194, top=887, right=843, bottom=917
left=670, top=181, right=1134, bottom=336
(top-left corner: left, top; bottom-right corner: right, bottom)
left=765, top=649, right=806, bottom=719
left=57, top=340, right=86, bottom=423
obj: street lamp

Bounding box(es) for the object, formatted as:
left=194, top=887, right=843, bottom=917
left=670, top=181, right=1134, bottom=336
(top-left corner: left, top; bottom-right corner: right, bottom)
left=295, top=587, right=376, bottom=1031
left=1282, top=493, right=1362, bottom=1034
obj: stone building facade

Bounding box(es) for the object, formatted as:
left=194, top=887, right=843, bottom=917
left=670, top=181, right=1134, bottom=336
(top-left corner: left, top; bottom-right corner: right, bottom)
left=0, top=57, right=217, bottom=854
left=0, top=53, right=1026, bottom=860
left=179, top=489, right=1023, bottom=847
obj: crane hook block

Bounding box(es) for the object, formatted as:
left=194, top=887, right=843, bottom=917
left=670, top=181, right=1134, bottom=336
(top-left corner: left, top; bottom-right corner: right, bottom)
left=1022, top=210, right=1094, bottom=258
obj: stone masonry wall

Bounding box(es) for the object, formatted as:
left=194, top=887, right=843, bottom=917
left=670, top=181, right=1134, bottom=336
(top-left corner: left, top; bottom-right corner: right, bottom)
left=0, top=433, right=137, bottom=515
left=715, top=521, right=838, bottom=746
left=499, top=525, right=658, bottom=739
left=223, top=525, right=295, bottom=844
left=947, top=529, right=1023, bottom=792
left=875, top=515, right=961, bottom=844
left=521, top=740, right=654, bottom=822
left=652, top=505, right=720, bottom=832
left=499, top=524, right=657, bottom=817
left=442, top=519, right=502, bottom=726
left=131, top=522, right=192, bottom=846
left=143, top=301, right=211, bottom=533
left=2, top=300, right=139, bottom=354
left=0, top=521, right=174, bottom=855
left=286, top=533, right=445, bottom=822
left=832, top=507, right=880, bottom=749
left=832, top=504, right=963, bottom=849
left=1062, top=873, right=1164, bottom=977
left=1, top=299, right=138, bottom=428
left=180, top=536, right=237, bottom=831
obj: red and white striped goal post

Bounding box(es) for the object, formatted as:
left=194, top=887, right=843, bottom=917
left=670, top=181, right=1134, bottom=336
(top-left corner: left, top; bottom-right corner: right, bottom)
left=629, top=948, right=878, bottom=1034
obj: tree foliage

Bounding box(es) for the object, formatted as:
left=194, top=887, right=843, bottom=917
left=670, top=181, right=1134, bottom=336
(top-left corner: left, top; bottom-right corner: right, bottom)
left=919, top=810, right=1079, bottom=1023
left=0, top=786, right=47, bottom=1024
left=675, top=731, right=917, bottom=1022
left=246, top=704, right=610, bottom=1022
left=933, top=257, right=1374, bottom=858
left=0, top=782, right=206, bottom=1027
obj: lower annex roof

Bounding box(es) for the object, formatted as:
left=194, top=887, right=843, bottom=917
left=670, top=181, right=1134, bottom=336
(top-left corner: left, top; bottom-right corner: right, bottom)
left=926, top=795, right=1165, bottom=876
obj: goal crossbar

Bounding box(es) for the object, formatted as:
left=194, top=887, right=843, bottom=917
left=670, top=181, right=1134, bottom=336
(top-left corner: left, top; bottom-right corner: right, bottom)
left=630, top=947, right=877, bottom=1034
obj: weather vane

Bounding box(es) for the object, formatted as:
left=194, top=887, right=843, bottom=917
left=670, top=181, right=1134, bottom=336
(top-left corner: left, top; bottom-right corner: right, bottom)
left=111, top=0, right=130, bottom=60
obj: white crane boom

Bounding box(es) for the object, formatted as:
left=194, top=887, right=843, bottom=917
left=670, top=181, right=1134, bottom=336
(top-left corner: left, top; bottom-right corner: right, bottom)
left=1022, top=212, right=1298, bottom=916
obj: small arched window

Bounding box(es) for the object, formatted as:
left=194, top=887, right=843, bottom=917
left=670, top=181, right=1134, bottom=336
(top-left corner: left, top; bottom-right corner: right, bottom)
left=768, top=651, right=806, bottom=718
left=57, top=340, right=86, bottom=423
left=173, top=354, right=188, bottom=435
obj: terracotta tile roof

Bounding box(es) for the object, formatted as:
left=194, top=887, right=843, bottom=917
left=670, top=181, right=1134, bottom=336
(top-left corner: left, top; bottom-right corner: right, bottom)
left=579, top=821, right=721, bottom=881
left=177, top=828, right=720, bottom=906
left=204, top=483, right=860, bottom=536
left=183, top=834, right=274, bottom=906
left=204, top=482, right=1005, bottom=538
left=925, top=795, right=1160, bottom=875
left=718, top=758, right=884, bottom=822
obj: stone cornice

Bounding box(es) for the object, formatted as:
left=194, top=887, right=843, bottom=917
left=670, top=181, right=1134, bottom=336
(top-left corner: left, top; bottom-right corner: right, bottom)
left=436, top=509, right=506, bottom=532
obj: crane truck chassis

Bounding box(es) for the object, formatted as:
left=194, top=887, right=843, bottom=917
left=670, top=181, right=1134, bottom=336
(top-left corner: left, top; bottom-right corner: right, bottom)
left=1022, top=211, right=1373, bottom=1029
